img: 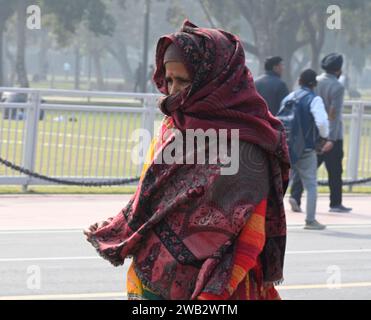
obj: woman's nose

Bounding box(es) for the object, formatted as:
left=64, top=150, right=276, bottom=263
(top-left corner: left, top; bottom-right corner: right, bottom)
left=169, top=83, right=181, bottom=95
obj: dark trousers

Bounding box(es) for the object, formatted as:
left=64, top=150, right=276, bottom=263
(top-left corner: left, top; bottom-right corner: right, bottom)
left=291, top=140, right=344, bottom=208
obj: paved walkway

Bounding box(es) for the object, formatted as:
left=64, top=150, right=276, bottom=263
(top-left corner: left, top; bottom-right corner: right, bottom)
left=0, top=194, right=370, bottom=230
left=0, top=193, right=370, bottom=300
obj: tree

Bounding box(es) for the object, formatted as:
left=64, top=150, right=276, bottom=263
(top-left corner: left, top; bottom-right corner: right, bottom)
left=102, top=0, right=138, bottom=86
left=15, top=0, right=33, bottom=87
left=3, top=0, right=115, bottom=88
left=323, top=0, right=371, bottom=90
left=342, top=0, right=371, bottom=47
left=202, top=0, right=368, bottom=88
left=37, top=28, right=51, bottom=81
left=300, top=3, right=327, bottom=72
left=202, top=0, right=307, bottom=86
left=3, top=18, right=17, bottom=86
left=42, top=0, right=114, bottom=44
left=39, top=0, right=115, bottom=90
left=0, top=1, right=15, bottom=86
left=298, top=0, right=367, bottom=73
left=101, top=0, right=179, bottom=90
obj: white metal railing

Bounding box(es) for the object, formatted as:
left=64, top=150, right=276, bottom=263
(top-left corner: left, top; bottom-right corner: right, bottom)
left=317, top=99, right=371, bottom=187
left=0, top=87, right=370, bottom=188
left=0, top=87, right=162, bottom=187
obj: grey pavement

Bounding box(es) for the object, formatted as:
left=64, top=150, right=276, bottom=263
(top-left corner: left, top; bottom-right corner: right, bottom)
left=0, top=194, right=370, bottom=300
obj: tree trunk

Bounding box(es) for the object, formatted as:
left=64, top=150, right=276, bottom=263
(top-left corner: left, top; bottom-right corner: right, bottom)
left=50, top=65, right=55, bottom=88
left=0, top=22, right=4, bottom=87
left=118, top=43, right=133, bottom=81
left=38, top=29, right=49, bottom=81
left=16, top=0, right=29, bottom=87
left=292, top=49, right=311, bottom=84
left=253, top=25, right=298, bottom=89
left=87, top=53, right=92, bottom=90
left=74, top=43, right=81, bottom=90
left=92, top=48, right=104, bottom=90
left=310, top=48, right=321, bottom=73
left=106, top=44, right=133, bottom=83
left=5, top=37, right=16, bottom=86
left=304, top=12, right=326, bottom=74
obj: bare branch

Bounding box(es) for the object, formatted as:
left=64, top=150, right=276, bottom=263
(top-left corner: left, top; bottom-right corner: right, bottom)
left=198, top=0, right=216, bottom=28
left=241, top=40, right=259, bottom=57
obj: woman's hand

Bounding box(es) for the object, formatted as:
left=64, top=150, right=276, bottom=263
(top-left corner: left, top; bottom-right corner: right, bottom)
left=83, top=218, right=113, bottom=237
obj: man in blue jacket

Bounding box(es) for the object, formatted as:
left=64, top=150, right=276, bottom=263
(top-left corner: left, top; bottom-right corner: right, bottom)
left=281, top=69, right=329, bottom=230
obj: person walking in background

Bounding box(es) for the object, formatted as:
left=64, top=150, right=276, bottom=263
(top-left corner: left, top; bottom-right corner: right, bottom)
left=255, top=56, right=289, bottom=115
left=289, top=53, right=352, bottom=214
left=280, top=69, right=329, bottom=230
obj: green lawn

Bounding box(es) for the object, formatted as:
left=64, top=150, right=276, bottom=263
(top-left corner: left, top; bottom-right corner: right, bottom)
left=0, top=107, right=164, bottom=180
left=0, top=98, right=370, bottom=194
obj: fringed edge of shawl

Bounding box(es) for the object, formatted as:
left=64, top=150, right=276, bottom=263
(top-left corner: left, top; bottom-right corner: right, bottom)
left=85, top=233, right=126, bottom=267
left=264, top=278, right=285, bottom=287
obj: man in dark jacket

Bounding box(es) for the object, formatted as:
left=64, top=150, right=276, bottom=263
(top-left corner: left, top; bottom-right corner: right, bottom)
left=289, top=53, right=352, bottom=213
left=255, top=56, right=289, bottom=115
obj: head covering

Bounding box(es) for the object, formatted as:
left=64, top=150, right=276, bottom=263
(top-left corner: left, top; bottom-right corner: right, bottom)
left=163, top=43, right=184, bottom=64
left=321, top=53, right=343, bottom=72
left=153, top=21, right=288, bottom=154
left=300, top=69, right=317, bottom=87
left=86, top=20, right=289, bottom=300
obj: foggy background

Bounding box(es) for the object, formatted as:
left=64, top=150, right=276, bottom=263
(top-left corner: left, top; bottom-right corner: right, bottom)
left=0, top=0, right=370, bottom=96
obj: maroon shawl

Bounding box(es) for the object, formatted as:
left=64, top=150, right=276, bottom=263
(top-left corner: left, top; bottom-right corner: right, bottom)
left=86, top=20, right=290, bottom=300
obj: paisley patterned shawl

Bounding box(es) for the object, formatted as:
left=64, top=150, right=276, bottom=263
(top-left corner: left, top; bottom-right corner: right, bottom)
left=86, top=20, right=290, bottom=300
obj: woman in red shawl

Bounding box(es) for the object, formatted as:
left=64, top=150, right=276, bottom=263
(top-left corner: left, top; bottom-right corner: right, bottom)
left=84, top=20, right=290, bottom=300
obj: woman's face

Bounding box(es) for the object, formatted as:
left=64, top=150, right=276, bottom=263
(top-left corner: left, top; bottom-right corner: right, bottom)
left=165, top=62, right=192, bottom=95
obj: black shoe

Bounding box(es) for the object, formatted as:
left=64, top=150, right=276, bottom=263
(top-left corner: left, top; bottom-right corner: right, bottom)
left=329, top=205, right=352, bottom=213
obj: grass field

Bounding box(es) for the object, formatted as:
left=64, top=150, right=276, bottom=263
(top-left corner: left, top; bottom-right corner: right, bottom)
left=0, top=105, right=164, bottom=180
left=0, top=92, right=370, bottom=194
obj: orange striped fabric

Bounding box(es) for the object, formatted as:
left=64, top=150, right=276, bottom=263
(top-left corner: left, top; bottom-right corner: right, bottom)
left=197, top=199, right=281, bottom=300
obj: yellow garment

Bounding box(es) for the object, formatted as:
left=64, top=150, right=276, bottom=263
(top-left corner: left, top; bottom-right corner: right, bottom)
left=127, top=262, right=161, bottom=300
left=127, top=116, right=171, bottom=300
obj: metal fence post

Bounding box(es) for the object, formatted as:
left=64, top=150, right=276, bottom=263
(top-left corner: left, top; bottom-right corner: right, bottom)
left=21, top=90, right=41, bottom=191
left=346, top=102, right=363, bottom=192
